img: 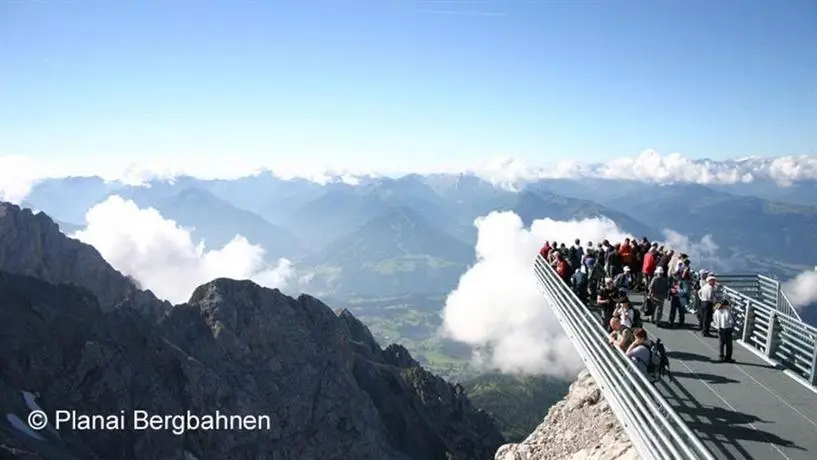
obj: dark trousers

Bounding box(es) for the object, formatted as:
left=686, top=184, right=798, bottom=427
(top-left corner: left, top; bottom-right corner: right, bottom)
left=718, top=328, right=734, bottom=360
left=668, top=296, right=685, bottom=326
left=601, top=302, right=615, bottom=331
left=574, top=284, right=588, bottom=304
left=700, top=301, right=714, bottom=334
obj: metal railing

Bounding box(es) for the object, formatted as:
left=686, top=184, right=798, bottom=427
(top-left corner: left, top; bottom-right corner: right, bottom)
left=533, top=255, right=715, bottom=460
left=716, top=274, right=801, bottom=321
left=718, top=282, right=817, bottom=386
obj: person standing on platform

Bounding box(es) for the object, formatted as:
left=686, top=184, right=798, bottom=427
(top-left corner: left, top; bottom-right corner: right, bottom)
left=698, top=275, right=720, bottom=336
left=667, top=281, right=686, bottom=328
left=713, top=300, right=736, bottom=362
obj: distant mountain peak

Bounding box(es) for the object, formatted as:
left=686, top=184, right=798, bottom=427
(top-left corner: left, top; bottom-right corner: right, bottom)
left=173, top=186, right=223, bottom=202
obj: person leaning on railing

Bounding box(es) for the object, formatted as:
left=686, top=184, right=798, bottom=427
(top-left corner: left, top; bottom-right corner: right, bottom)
left=608, top=317, right=635, bottom=352
left=625, top=328, right=651, bottom=374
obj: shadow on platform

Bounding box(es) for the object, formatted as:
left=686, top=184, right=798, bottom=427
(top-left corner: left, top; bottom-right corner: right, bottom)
left=669, top=370, right=740, bottom=385
left=666, top=350, right=778, bottom=370
left=657, top=377, right=806, bottom=459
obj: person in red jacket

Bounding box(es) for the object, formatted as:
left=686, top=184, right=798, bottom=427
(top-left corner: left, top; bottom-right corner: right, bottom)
left=554, top=253, right=571, bottom=283
left=539, top=242, right=551, bottom=260
left=642, top=246, right=658, bottom=287
left=619, top=240, right=633, bottom=268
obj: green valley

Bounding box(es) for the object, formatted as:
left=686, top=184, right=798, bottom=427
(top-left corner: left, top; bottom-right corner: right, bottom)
left=331, top=294, right=572, bottom=442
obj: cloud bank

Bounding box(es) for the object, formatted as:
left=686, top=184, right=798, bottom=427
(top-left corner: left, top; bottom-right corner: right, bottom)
left=783, top=269, right=817, bottom=310
left=440, top=212, right=722, bottom=378
left=3, top=150, right=817, bottom=205
left=73, top=196, right=300, bottom=304
left=0, top=155, right=48, bottom=204
left=467, top=151, right=817, bottom=190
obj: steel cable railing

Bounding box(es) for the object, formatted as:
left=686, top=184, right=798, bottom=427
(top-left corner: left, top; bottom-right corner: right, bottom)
left=533, top=255, right=715, bottom=460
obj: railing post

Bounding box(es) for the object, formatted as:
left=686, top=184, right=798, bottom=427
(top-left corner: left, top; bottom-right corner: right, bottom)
left=810, top=339, right=817, bottom=385
left=765, top=311, right=778, bottom=357
left=776, top=281, right=783, bottom=314
left=742, top=300, right=754, bottom=343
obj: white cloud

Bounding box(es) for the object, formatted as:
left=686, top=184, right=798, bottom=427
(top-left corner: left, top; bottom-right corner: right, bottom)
left=440, top=212, right=631, bottom=378
left=767, top=156, right=817, bottom=187
left=783, top=268, right=817, bottom=309
left=440, top=212, right=723, bottom=378
left=464, top=151, right=817, bottom=190
left=72, top=195, right=300, bottom=304
left=660, top=230, right=725, bottom=273
left=0, top=155, right=47, bottom=204
left=415, top=151, right=765, bottom=188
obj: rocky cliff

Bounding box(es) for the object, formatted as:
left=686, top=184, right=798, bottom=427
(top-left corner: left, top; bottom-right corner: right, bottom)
left=0, top=202, right=504, bottom=460
left=0, top=203, right=169, bottom=320
left=495, top=370, right=639, bottom=460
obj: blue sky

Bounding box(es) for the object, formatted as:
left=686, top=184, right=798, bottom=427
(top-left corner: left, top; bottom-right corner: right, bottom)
left=2, top=0, right=816, bottom=172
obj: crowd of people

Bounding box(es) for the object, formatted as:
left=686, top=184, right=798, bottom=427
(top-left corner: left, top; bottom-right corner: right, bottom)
left=538, top=237, right=739, bottom=378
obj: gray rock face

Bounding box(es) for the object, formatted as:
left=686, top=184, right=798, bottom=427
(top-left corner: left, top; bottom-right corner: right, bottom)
left=0, top=202, right=504, bottom=460
left=495, top=370, right=639, bottom=460
left=0, top=202, right=170, bottom=320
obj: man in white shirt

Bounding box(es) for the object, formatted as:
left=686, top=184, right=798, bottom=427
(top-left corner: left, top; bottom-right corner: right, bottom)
left=697, top=275, right=719, bottom=337
left=713, top=300, right=736, bottom=362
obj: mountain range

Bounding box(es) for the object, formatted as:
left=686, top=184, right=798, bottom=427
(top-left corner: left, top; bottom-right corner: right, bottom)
left=0, top=202, right=505, bottom=459
left=113, top=186, right=308, bottom=259
left=4, top=167, right=817, bottom=458
left=19, top=171, right=817, bottom=298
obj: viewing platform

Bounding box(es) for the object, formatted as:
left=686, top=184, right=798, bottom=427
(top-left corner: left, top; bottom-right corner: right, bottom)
left=534, top=256, right=817, bottom=460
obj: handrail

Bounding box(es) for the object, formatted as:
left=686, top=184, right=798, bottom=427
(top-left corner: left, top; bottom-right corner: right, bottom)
left=757, top=274, right=801, bottom=321
left=533, top=255, right=715, bottom=460
left=777, top=286, right=801, bottom=321
left=715, top=274, right=801, bottom=321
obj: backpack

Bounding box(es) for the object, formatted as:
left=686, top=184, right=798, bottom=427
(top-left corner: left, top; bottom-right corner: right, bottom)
left=646, top=339, right=670, bottom=380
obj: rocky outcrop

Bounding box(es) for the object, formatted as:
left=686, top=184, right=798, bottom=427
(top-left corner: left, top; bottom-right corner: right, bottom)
left=0, top=202, right=504, bottom=460
left=495, top=370, right=639, bottom=460
left=0, top=202, right=169, bottom=319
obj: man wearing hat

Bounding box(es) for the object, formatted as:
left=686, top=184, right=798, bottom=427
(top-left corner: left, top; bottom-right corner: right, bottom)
left=713, top=299, right=736, bottom=362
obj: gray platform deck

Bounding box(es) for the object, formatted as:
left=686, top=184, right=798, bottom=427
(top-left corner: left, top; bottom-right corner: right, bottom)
left=625, top=294, right=817, bottom=460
